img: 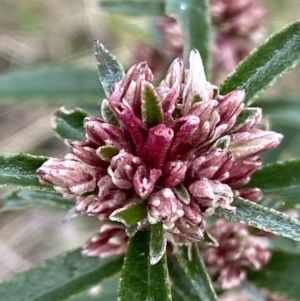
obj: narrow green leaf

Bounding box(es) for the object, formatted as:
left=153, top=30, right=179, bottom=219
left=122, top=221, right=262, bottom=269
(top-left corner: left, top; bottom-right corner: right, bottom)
left=67, top=274, right=119, bottom=301
left=101, top=98, right=119, bottom=125
left=97, top=146, right=119, bottom=161
left=118, top=230, right=171, bottom=301
left=142, top=82, right=163, bottom=128
left=1, top=189, right=73, bottom=212
left=231, top=107, right=262, bottom=132
left=167, top=255, right=201, bottom=301
left=0, top=249, right=123, bottom=301
left=0, top=66, right=103, bottom=101
left=248, top=251, right=300, bottom=301
left=178, top=244, right=218, bottom=301
left=172, top=184, right=190, bottom=204
left=94, top=41, right=125, bottom=98
left=53, top=108, right=87, bottom=141
left=101, top=0, right=165, bottom=16
left=109, top=201, right=147, bottom=226
left=220, top=20, right=300, bottom=105
left=0, top=154, right=51, bottom=191
left=247, top=159, right=300, bottom=211
left=166, top=0, right=211, bottom=74
left=216, top=197, right=300, bottom=241
left=150, top=222, right=166, bottom=265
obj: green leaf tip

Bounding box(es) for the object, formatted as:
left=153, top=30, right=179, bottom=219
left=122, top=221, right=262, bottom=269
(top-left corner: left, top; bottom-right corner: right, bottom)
left=150, top=222, right=167, bottom=265
left=109, top=201, right=147, bottom=226
left=97, top=145, right=119, bottom=161
left=217, top=197, right=300, bottom=241
left=142, top=81, right=164, bottom=128
left=94, top=41, right=125, bottom=98
left=220, top=20, right=300, bottom=105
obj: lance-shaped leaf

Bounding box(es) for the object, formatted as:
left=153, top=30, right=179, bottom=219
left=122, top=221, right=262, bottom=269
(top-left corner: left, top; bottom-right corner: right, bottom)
left=231, top=107, right=262, bottom=132
left=178, top=244, right=218, bottom=301
left=1, top=189, right=73, bottom=212
left=97, top=146, right=119, bottom=161
left=142, top=82, right=164, bottom=128
left=95, top=41, right=124, bottom=98
left=109, top=201, right=147, bottom=226
left=247, top=159, right=300, bottom=211
left=248, top=251, right=300, bottom=301
left=166, top=0, right=211, bottom=74
left=67, top=274, right=119, bottom=301
left=0, top=154, right=51, bottom=191
left=0, top=66, right=103, bottom=101
left=0, top=249, right=123, bottom=301
left=53, top=108, right=88, bottom=141
left=150, top=222, right=167, bottom=265
left=216, top=197, right=300, bottom=241
left=220, top=20, right=300, bottom=105
left=172, top=183, right=191, bottom=204
left=101, top=98, right=119, bottom=125
left=118, top=230, right=171, bottom=301
left=167, top=255, right=199, bottom=301
left=101, top=0, right=165, bottom=16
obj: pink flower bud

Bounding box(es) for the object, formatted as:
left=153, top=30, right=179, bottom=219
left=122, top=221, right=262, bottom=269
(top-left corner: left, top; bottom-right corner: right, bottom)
left=82, top=224, right=128, bottom=257
left=108, top=150, right=141, bottom=189
left=162, top=160, right=188, bottom=187
left=189, top=178, right=234, bottom=213
left=189, top=149, right=233, bottom=181
left=229, top=130, right=283, bottom=159
left=148, top=188, right=184, bottom=229
left=37, top=154, right=98, bottom=198
left=133, top=166, right=162, bottom=199
left=235, top=187, right=263, bottom=202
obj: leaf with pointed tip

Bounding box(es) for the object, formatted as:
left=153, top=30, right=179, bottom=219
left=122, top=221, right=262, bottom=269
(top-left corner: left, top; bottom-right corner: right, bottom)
left=150, top=222, right=166, bottom=265
left=97, top=146, right=119, bottom=161
left=118, top=230, right=171, bottom=301
left=142, top=82, right=163, bottom=128
left=53, top=108, right=88, bottom=141
left=178, top=244, right=218, bottom=301
left=0, top=154, right=51, bottom=191
left=220, top=20, right=300, bottom=105
left=101, top=98, right=119, bottom=125
left=216, top=197, right=300, bottom=241
left=231, top=107, right=262, bottom=132
left=101, top=0, right=165, bottom=16
left=1, top=189, right=73, bottom=212
left=247, top=159, right=300, bottom=211
left=95, top=41, right=125, bottom=98
left=166, top=0, right=211, bottom=74
left=172, top=184, right=190, bottom=204
left=248, top=251, right=300, bottom=301
left=167, top=255, right=199, bottom=301
left=109, top=201, right=147, bottom=226
left=67, top=274, right=119, bottom=301
left=0, top=249, right=123, bottom=301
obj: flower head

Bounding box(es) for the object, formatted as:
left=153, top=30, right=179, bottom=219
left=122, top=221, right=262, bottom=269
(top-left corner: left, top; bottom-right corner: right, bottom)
left=37, top=50, right=282, bottom=256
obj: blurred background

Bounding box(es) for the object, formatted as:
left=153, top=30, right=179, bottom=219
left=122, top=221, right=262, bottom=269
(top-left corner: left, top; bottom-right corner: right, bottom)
left=0, top=0, right=300, bottom=282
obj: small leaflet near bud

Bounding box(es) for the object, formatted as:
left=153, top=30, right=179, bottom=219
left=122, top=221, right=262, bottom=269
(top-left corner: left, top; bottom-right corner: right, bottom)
left=141, top=81, right=164, bottom=128
left=172, top=184, right=191, bottom=205
left=150, top=222, right=167, bottom=265
left=101, top=99, right=119, bottom=126
left=97, top=145, right=119, bottom=161
left=231, top=107, right=262, bottom=132
left=94, top=41, right=125, bottom=98
left=213, top=135, right=231, bottom=150
left=109, top=200, right=147, bottom=227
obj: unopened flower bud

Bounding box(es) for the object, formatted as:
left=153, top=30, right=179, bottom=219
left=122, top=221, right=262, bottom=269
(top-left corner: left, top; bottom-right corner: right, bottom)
left=162, top=160, right=188, bottom=187
left=37, top=154, right=98, bottom=198
left=82, top=224, right=128, bottom=257
left=148, top=188, right=184, bottom=229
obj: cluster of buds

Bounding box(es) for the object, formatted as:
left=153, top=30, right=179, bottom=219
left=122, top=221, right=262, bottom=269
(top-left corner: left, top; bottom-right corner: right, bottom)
left=37, top=49, right=282, bottom=257
left=134, top=0, right=265, bottom=83
left=201, top=219, right=271, bottom=289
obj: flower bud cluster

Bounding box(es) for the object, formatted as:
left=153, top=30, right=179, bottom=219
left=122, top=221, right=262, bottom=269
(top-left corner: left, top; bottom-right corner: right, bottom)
left=37, top=50, right=282, bottom=257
